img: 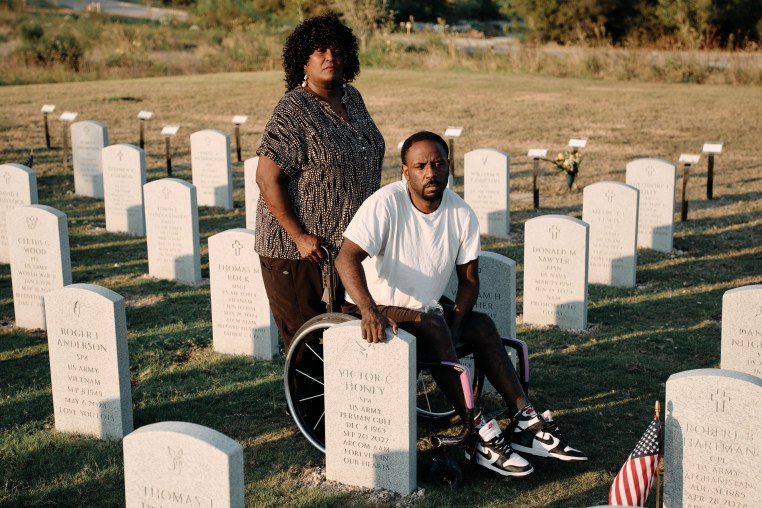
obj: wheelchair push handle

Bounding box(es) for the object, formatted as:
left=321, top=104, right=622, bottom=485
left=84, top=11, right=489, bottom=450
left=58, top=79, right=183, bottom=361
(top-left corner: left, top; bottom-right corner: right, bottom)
left=320, top=245, right=338, bottom=312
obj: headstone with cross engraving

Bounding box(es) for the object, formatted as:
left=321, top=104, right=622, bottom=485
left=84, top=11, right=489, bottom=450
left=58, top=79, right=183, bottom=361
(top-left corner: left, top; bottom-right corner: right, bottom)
left=44, top=283, right=133, bottom=440
left=190, top=129, right=233, bottom=210
left=102, top=144, right=146, bottom=236
left=209, top=229, right=278, bottom=359
left=523, top=215, right=589, bottom=330
left=243, top=157, right=260, bottom=230
left=143, top=178, right=201, bottom=283
left=0, top=163, right=38, bottom=264
left=324, top=321, right=416, bottom=495
left=664, top=369, right=762, bottom=508
left=582, top=181, right=639, bottom=287
left=721, top=285, right=762, bottom=379
left=443, top=251, right=517, bottom=393
left=8, top=205, right=71, bottom=330
left=464, top=148, right=510, bottom=237
left=123, top=421, right=244, bottom=508
left=625, top=158, right=676, bottom=253
left=70, top=120, right=109, bottom=198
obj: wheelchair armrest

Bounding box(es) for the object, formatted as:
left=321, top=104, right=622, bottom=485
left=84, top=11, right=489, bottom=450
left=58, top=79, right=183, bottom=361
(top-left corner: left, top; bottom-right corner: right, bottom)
left=501, top=336, right=529, bottom=396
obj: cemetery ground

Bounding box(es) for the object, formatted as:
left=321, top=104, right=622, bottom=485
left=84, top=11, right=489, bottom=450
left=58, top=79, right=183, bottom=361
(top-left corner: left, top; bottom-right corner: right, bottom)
left=1, top=69, right=761, bottom=507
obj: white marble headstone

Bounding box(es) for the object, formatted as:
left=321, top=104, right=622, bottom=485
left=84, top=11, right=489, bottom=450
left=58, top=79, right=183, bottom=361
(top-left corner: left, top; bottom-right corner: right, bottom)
left=70, top=120, right=109, bottom=198
left=324, top=321, right=416, bottom=495
left=464, top=148, right=510, bottom=237
left=721, top=285, right=762, bottom=378
left=209, top=229, right=277, bottom=359
left=664, top=369, right=762, bottom=508
left=44, top=284, right=133, bottom=440
left=102, top=144, right=146, bottom=236
left=144, top=179, right=201, bottom=283
left=190, top=129, right=233, bottom=210
left=582, top=182, right=639, bottom=287
left=625, top=158, right=676, bottom=253
left=0, top=163, right=38, bottom=264
left=243, top=157, right=260, bottom=230
left=523, top=215, right=589, bottom=330
left=123, top=421, right=244, bottom=508
left=8, top=205, right=72, bottom=330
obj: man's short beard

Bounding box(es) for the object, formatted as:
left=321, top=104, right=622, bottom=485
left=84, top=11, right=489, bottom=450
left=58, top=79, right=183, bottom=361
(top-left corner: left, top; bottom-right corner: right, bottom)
left=423, top=183, right=444, bottom=201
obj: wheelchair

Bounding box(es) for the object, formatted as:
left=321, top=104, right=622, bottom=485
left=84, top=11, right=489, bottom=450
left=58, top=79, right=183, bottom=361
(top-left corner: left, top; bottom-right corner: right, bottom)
left=283, top=248, right=530, bottom=455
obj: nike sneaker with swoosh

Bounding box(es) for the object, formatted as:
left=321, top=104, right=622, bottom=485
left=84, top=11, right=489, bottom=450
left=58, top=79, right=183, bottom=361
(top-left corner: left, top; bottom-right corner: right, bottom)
left=464, top=419, right=534, bottom=477
left=510, top=406, right=587, bottom=462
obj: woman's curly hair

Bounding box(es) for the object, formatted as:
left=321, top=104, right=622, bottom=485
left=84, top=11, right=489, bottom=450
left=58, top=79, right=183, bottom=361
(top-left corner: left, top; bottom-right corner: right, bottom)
left=282, top=13, right=360, bottom=91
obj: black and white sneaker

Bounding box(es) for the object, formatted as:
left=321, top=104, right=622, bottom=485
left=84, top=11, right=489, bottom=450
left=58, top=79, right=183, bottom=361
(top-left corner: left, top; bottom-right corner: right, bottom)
left=465, top=419, right=534, bottom=477
left=510, top=406, right=587, bottom=462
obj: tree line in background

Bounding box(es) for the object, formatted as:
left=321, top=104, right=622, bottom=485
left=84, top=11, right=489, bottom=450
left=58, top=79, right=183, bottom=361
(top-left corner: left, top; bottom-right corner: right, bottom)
left=178, top=0, right=762, bottom=48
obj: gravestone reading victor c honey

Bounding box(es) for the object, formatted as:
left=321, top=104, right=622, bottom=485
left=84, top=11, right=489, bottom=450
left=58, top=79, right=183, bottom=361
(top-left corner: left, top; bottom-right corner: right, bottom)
left=721, top=285, right=762, bottom=378
left=190, top=129, right=233, bottom=210
left=625, top=158, right=676, bottom=253
left=324, top=321, right=416, bottom=495
left=243, top=157, right=260, bottom=230
left=464, top=148, right=510, bottom=238
left=664, top=369, right=762, bottom=508
left=123, top=421, right=244, bottom=508
left=44, top=283, right=133, bottom=440
left=8, top=205, right=72, bottom=330
left=70, top=120, right=109, bottom=198
left=0, top=163, right=38, bottom=264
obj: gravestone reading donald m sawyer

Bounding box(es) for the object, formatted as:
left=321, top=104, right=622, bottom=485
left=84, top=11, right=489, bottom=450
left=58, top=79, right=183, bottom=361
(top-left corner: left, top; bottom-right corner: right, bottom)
left=0, top=163, right=38, bottom=264
left=523, top=215, right=589, bottom=330
left=70, top=120, right=109, bottom=198
left=102, top=144, right=146, bottom=236
left=582, top=181, right=639, bottom=287
left=144, top=178, right=201, bottom=283
left=324, top=321, right=416, bottom=495
left=190, top=129, right=233, bottom=210
left=8, top=205, right=71, bottom=330
left=123, top=421, right=244, bottom=508
left=721, top=285, right=762, bottom=378
left=664, top=369, right=762, bottom=508
left=44, top=283, right=133, bottom=440
left=209, top=228, right=277, bottom=359
left=625, top=158, right=676, bottom=253
left=464, top=148, right=510, bottom=238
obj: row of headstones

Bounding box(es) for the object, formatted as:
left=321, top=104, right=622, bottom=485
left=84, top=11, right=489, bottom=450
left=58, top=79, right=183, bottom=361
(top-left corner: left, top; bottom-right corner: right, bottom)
left=63, top=120, right=247, bottom=210
left=463, top=149, right=676, bottom=253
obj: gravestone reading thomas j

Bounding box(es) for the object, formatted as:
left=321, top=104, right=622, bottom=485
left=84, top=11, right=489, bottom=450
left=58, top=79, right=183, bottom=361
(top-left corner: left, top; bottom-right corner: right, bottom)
left=209, top=229, right=277, bottom=359
left=324, top=321, right=416, bottom=495
left=8, top=205, right=72, bottom=330
left=123, top=421, right=244, bottom=508
left=102, top=144, right=146, bottom=236
left=190, top=129, right=233, bottom=210
left=582, top=181, right=639, bottom=287
left=243, top=157, right=260, bottom=230
left=144, top=178, right=201, bottom=283
left=464, top=148, right=510, bottom=238
left=523, top=215, right=589, bottom=330
left=625, top=158, right=676, bottom=253
left=721, top=285, right=762, bottom=378
left=664, top=369, right=762, bottom=508
left=70, top=120, right=109, bottom=198
left=0, top=163, right=38, bottom=264
left=44, top=283, right=133, bottom=440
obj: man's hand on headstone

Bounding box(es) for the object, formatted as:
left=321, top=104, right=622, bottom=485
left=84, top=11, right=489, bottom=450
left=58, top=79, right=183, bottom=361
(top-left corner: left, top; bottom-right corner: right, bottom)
left=360, top=310, right=397, bottom=343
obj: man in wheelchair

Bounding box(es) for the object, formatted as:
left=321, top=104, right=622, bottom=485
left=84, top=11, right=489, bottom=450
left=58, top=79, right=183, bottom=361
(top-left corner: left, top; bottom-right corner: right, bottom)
left=335, top=131, right=587, bottom=478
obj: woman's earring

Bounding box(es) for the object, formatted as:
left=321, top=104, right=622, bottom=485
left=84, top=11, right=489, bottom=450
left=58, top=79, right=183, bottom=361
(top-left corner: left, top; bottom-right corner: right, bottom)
left=342, top=81, right=347, bottom=89
left=301, top=74, right=307, bottom=88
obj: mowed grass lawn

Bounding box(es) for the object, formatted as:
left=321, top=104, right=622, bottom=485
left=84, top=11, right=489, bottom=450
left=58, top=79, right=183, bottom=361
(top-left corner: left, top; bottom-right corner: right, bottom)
left=1, top=69, right=761, bottom=507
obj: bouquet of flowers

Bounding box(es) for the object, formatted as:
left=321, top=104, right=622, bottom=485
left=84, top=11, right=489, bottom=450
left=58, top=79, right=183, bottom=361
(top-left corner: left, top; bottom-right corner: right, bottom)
left=546, top=150, right=582, bottom=190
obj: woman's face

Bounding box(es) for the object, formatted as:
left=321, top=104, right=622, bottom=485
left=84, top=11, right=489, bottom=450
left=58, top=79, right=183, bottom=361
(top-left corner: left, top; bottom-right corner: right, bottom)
left=304, top=46, right=344, bottom=87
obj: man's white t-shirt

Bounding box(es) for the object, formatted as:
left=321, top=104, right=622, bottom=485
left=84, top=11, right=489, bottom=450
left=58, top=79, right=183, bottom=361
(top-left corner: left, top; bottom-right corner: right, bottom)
left=343, top=180, right=481, bottom=309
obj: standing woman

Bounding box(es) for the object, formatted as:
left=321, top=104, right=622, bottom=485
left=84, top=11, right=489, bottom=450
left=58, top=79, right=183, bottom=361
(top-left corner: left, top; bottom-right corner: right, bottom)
left=255, top=13, right=385, bottom=352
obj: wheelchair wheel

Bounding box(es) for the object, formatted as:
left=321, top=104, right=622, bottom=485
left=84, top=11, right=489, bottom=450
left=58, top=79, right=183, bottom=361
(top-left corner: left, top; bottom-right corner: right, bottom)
left=416, top=358, right=484, bottom=425
left=284, top=312, right=358, bottom=453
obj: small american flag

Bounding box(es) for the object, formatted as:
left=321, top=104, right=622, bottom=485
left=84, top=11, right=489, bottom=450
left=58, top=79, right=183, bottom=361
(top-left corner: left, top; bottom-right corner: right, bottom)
left=608, top=415, right=662, bottom=506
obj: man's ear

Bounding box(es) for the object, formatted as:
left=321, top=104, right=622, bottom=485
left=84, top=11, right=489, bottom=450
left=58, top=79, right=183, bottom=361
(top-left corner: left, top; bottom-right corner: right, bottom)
left=402, top=165, right=409, bottom=181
